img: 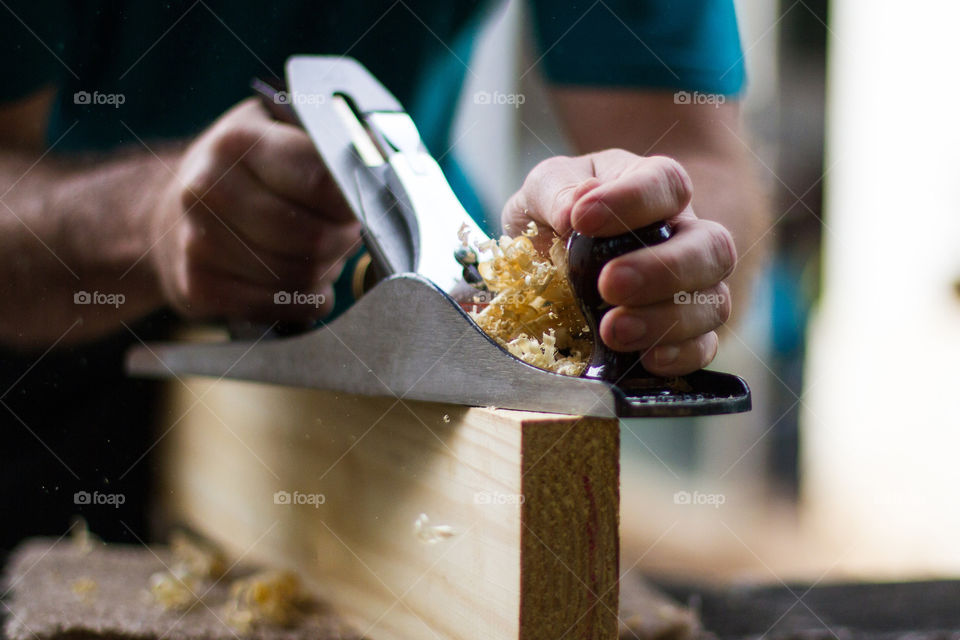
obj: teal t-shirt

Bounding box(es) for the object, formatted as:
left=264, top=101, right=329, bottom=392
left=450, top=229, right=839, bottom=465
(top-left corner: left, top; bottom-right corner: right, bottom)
left=1, top=0, right=745, bottom=166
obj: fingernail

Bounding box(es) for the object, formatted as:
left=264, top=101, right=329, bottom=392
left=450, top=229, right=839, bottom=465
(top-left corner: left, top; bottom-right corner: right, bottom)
left=654, top=345, right=679, bottom=366
left=614, top=315, right=645, bottom=347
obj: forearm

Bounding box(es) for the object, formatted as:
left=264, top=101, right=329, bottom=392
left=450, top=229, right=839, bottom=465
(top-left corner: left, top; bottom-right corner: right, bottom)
left=0, top=147, right=175, bottom=349
left=663, top=147, right=768, bottom=320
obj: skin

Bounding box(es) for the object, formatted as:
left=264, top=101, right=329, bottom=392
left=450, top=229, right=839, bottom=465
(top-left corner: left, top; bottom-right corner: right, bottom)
left=0, top=92, right=360, bottom=348
left=502, top=90, right=767, bottom=376
left=0, top=86, right=766, bottom=377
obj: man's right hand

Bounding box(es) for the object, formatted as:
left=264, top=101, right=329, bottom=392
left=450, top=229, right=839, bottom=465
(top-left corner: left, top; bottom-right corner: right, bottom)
left=150, top=98, right=361, bottom=322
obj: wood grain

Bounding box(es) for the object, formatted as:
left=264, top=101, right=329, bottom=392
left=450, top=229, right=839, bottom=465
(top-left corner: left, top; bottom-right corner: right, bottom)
left=162, top=379, right=619, bottom=640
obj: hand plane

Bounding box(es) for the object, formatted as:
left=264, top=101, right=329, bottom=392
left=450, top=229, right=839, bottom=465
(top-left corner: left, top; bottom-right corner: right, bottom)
left=126, top=56, right=750, bottom=418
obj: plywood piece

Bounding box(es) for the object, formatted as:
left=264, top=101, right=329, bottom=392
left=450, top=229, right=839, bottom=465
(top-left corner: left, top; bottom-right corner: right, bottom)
left=162, top=379, right=619, bottom=640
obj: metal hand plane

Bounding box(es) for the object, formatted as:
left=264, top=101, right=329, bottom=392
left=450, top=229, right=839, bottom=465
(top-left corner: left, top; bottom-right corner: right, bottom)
left=126, top=56, right=750, bottom=418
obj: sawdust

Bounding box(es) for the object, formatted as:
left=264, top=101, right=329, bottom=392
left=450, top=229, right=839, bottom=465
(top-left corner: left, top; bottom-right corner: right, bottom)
left=466, top=222, right=591, bottom=376
left=147, top=532, right=305, bottom=631
left=69, top=516, right=99, bottom=554
left=148, top=531, right=227, bottom=612
left=170, top=530, right=227, bottom=580
left=149, top=567, right=198, bottom=611
left=222, top=570, right=303, bottom=632
left=70, top=577, right=98, bottom=602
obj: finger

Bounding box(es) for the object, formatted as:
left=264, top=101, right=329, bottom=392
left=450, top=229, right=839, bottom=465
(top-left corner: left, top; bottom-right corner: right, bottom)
left=598, top=216, right=736, bottom=306
left=186, top=212, right=354, bottom=290
left=599, top=283, right=731, bottom=351
left=209, top=107, right=353, bottom=221
left=639, top=331, right=719, bottom=377
left=187, top=267, right=335, bottom=321
left=241, top=123, right=353, bottom=220
left=570, top=155, right=692, bottom=236
left=194, top=163, right=362, bottom=259
left=501, top=155, right=598, bottom=240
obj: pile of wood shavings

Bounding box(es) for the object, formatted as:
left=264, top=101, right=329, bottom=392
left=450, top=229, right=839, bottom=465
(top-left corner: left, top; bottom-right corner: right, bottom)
left=466, top=222, right=591, bottom=376
left=148, top=532, right=304, bottom=631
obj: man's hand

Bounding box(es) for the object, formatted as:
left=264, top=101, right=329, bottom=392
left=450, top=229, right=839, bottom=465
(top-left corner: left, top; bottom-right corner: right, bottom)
left=502, top=149, right=736, bottom=377
left=150, top=98, right=362, bottom=322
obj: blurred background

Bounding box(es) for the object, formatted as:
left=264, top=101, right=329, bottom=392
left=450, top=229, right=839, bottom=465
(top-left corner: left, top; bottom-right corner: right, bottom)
left=449, top=0, right=960, bottom=583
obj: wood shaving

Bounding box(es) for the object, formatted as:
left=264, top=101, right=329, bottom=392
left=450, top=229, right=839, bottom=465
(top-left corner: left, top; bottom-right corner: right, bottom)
left=413, top=513, right=457, bottom=544
left=469, top=232, right=591, bottom=375
left=222, top=570, right=302, bottom=632
left=70, top=578, right=98, bottom=602
left=170, top=530, right=227, bottom=580
left=148, top=567, right=198, bottom=611
left=146, top=531, right=305, bottom=631
left=69, top=516, right=99, bottom=554
left=149, top=531, right=224, bottom=611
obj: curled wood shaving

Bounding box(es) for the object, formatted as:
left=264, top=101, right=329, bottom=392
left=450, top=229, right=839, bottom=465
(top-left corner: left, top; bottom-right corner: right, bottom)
left=170, top=530, right=227, bottom=580
left=222, top=570, right=302, bottom=632
left=469, top=231, right=591, bottom=375
left=149, top=566, right=198, bottom=611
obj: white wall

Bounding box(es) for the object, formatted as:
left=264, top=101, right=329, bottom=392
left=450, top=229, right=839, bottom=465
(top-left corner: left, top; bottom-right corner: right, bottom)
left=804, top=0, right=960, bottom=576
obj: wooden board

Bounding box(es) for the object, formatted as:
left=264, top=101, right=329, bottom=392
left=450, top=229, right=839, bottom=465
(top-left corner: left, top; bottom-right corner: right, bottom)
left=161, top=379, right=620, bottom=640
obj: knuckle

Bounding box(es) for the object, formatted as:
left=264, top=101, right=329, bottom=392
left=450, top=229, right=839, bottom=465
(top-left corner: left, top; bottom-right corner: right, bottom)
left=656, top=247, right=686, bottom=286
left=649, top=155, right=693, bottom=209
left=601, top=148, right=633, bottom=161
left=211, top=125, right=257, bottom=161
left=182, top=167, right=217, bottom=202
left=301, top=162, right=328, bottom=205
left=528, top=155, right=572, bottom=185
left=179, top=184, right=201, bottom=213
left=705, top=222, right=737, bottom=278
left=181, top=223, right=211, bottom=266
left=313, top=228, right=355, bottom=261
left=197, top=178, right=229, bottom=211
